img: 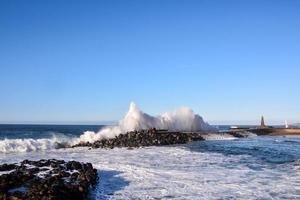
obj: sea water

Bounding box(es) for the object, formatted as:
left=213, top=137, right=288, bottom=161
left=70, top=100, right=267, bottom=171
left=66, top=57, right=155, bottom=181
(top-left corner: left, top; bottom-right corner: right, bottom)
left=0, top=124, right=103, bottom=140
left=0, top=125, right=300, bottom=199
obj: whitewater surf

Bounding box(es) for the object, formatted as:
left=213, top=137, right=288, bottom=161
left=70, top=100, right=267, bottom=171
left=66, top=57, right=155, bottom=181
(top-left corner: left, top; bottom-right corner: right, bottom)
left=0, top=102, right=220, bottom=153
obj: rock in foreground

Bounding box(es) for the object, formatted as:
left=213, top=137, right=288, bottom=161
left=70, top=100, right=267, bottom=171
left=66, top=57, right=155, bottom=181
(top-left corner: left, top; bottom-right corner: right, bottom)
left=73, top=129, right=206, bottom=149
left=0, top=159, right=98, bottom=200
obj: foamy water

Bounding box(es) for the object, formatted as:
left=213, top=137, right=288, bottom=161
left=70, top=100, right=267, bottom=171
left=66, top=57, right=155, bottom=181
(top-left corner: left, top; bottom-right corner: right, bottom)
left=1, top=103, right=299, bottom=199
left=0, top=102, right=215, bottom=153
left=74, top=102, right=215, bottom=145
left=1, top=136, right=300, bottom=200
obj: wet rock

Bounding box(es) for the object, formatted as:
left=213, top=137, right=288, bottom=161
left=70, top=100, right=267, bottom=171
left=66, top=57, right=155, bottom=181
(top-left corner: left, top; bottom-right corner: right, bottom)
left=72, top=129, right=205, bottom=149
left=0, top=159, right=98, bottom=200
left=0, top=164, right=17, bottom=172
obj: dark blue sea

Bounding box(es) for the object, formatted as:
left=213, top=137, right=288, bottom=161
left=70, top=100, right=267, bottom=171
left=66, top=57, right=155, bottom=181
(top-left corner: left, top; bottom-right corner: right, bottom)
left=0, top=124, right=104, bottom=140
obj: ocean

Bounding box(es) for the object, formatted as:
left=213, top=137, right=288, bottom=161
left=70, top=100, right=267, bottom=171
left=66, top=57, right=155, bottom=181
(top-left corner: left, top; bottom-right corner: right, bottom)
left=0, top=124, right=104, bottom=140
left=0, top=124, right=300, bottom=199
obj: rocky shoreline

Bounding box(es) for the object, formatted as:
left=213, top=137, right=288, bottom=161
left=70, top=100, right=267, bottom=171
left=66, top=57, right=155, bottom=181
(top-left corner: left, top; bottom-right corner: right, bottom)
left=0, top=159, right=98, bottom=200
left=72, top=129, right=207, bottom=149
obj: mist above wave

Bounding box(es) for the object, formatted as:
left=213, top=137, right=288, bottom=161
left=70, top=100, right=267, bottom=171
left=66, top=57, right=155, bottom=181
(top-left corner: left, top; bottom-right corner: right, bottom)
left=0, top=102, right=215, bottom=153
left=74, top=102, right=215, bottom=144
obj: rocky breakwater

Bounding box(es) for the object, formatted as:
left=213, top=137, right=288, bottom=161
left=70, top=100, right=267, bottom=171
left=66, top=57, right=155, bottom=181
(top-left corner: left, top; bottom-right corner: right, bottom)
left=73, top=129, right=206, bottom=149
left=0, top=159, right=98, bottom=200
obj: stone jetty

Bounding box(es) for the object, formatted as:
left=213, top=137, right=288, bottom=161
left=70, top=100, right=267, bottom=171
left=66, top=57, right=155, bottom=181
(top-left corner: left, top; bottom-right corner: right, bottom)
left=72, top=129, right=206, bottom=149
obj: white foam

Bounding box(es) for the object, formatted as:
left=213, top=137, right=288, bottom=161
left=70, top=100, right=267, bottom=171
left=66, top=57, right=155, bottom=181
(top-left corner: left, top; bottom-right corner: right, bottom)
left=0, top=143, right=299, bottom=199
left=201, top=133, right=237, bottom=140
left=0, top=135, right=71, bottom=153
left=0, top=170, right=15, bottom=175
left=122, top=102, right=214, bottom=132
left=0, top=102, right=215, bottom=153
left=74, top=102, right=215, bottom=144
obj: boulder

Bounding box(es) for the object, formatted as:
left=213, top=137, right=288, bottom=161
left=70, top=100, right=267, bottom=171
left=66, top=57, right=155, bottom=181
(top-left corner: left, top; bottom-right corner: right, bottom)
left=0, top=159, right=98, bottom=200
left=72, top=129, right=205, bottom=149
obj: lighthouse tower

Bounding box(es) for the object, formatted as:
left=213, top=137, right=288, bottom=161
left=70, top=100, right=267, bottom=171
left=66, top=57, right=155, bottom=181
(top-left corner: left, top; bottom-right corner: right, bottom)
left=285, top=120, right=289, bottom=129
left=259, top=115, right=267, bottom=129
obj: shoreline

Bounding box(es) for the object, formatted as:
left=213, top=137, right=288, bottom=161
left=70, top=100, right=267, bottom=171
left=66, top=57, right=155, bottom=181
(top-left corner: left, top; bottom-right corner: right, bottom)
left=229, top=128, right=300, bottom=136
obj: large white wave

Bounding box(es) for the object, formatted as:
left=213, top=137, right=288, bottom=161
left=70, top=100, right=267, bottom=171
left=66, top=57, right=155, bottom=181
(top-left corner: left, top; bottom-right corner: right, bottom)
left=73, top=102, right=215, bottom=144
left=0, top=102, right=215, bottom=153
left=0, top=135, right=70, bottom=153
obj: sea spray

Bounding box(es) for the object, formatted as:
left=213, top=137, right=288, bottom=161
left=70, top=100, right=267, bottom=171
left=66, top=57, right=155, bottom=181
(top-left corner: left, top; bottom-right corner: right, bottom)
left=0, top=102, right=215, bottom=153
left=73, top=102, right=214, bottom=144
left=0, top=135, right=70, bottom=153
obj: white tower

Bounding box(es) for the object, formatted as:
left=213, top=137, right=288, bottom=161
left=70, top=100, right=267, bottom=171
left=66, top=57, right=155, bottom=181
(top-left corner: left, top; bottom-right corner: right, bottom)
left=285, top=120, right=289, bottom=129
left=260, top=115, right=266, bottom=128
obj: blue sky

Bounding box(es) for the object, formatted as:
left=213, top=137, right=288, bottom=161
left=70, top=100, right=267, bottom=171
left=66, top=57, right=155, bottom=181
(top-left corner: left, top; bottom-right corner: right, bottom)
left=0, top=0, right=299, bottom=125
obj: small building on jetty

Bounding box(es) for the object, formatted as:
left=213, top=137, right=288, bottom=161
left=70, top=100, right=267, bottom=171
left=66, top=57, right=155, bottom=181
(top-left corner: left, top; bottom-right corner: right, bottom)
left=230, top=116, right=300, bottom=136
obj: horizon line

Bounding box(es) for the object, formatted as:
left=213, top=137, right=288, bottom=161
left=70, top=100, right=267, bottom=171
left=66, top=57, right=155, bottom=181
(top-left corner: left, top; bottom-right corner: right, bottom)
left=0, top=120, right=298, bottom=126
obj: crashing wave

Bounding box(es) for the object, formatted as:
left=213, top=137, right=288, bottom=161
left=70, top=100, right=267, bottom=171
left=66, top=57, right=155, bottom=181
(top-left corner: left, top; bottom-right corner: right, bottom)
left=0, top=102, right=215, bottom=153
left=74, top=102, right=215, bottom=144
left=0, top=135, right=70, bottom=153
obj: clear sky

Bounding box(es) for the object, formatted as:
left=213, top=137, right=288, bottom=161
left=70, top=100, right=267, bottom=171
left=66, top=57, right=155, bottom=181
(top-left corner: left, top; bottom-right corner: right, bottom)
left=0, top=0, right=299, bottom=125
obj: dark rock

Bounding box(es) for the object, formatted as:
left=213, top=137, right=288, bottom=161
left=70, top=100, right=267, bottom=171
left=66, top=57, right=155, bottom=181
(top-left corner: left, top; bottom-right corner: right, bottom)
left=0, top=164, right=17, bottom=172
left=72, top=129, right=205, bottom=149
left=0, top=159, right=98, bottom=200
